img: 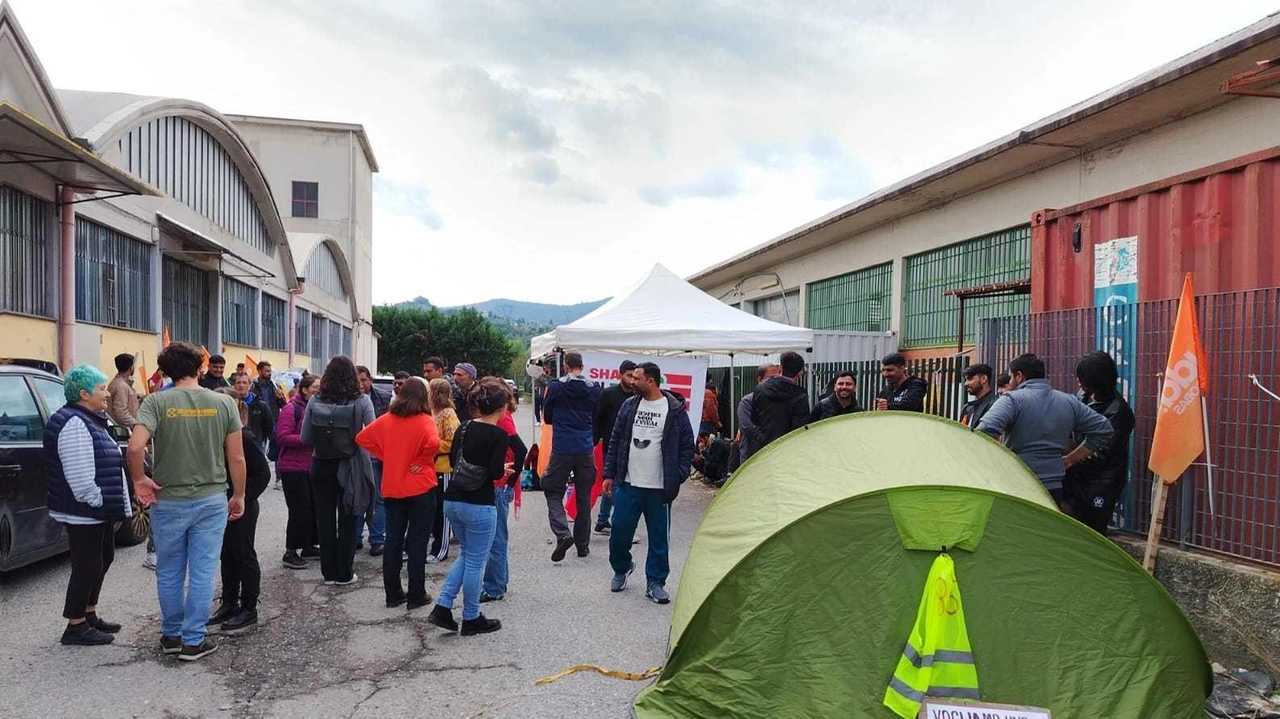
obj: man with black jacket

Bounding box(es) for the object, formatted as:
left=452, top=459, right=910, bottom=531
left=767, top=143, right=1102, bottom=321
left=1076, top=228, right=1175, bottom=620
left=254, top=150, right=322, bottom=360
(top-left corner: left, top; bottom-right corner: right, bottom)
left=591, top=359, right=637, bottom=535
left=602, top=362, right=695, bottom=604
left=876, top=353, right=929, bottom=412
left=960, top=363, right=997, bottom=428
left=748, top=351, right=810, bottom=457
left=737, top=363, right=780, bottom=464
left=809, top=371, right=862, bottom=422
left=542, top=352, right=602, bottom=561
left=1065, top=351, right=1135, bottom=533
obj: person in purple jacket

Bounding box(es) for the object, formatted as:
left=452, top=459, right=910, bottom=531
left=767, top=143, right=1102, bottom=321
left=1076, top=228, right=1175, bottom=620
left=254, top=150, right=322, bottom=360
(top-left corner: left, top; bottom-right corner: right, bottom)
left=276, top=375, right=320, bottom=569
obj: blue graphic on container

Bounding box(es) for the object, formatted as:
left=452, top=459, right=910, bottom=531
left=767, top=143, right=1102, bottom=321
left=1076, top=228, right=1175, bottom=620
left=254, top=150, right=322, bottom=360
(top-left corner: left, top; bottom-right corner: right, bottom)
left=1093, top=236, right=1138, bottom=528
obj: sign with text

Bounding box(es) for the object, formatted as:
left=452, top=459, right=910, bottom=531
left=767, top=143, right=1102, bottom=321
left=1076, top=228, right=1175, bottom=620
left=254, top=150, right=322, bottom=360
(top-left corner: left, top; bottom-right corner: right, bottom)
left=921, top=700, right=1051, bottom=719
left=579, top=351, right=706, bottom=424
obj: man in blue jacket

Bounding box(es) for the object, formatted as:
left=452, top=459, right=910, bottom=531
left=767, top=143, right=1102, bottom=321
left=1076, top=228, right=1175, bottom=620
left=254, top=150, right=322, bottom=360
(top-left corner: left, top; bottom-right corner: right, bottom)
left=542, top=352, right=602, bottom=561
left=602, top=362, right=695, bottom=604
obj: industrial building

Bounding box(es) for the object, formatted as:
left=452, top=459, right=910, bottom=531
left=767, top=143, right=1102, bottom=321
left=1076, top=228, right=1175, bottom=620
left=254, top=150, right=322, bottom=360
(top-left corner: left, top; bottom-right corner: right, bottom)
left=0, top=2, right=376, bottom=373
left=691, top=13, right=1280, bottom=359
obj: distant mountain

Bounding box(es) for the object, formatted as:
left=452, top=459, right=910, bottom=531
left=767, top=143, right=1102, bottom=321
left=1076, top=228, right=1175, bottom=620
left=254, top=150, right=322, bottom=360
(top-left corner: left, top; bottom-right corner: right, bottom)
left=392, top=296, right=609, bottom=342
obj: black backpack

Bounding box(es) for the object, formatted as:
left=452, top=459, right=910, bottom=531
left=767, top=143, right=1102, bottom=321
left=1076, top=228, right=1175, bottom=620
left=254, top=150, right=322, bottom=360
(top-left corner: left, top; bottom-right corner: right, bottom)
left=308, top=400, right=358, bottom=461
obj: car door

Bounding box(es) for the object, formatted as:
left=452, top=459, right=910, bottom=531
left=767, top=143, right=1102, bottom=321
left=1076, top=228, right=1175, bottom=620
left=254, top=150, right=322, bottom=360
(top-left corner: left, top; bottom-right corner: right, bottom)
left=28, top=375, right=71, bottom=553
left=0, top=374, right=62, bottom=569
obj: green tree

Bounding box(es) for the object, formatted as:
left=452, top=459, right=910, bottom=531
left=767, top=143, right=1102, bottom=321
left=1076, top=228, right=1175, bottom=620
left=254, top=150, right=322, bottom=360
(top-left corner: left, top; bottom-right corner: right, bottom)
left=373, top=305, right=517, bottom=378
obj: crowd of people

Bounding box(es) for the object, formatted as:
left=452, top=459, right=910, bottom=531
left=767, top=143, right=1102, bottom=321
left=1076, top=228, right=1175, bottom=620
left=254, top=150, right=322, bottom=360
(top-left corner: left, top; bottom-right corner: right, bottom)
left=42, top=339, right=1133, bottom=654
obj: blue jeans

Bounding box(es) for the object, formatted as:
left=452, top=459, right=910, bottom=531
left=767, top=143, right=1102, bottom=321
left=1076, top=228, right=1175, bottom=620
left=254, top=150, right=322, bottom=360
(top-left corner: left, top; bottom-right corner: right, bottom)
left=596, top=493, right=613, bottom=528
left=152, top=493, right=228, bottom=645
left=482, top=485, right=512, bottom=597
left=608, top=483, right=671, bottom=585
left=353, top=459, right=386, bottom=544
left=436, top=501, right=497, bottom=620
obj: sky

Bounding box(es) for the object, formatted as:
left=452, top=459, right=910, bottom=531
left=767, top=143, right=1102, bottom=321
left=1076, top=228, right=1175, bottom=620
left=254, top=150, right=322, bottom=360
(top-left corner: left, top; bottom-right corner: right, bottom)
left=14, top=0, right=1280, bottom=306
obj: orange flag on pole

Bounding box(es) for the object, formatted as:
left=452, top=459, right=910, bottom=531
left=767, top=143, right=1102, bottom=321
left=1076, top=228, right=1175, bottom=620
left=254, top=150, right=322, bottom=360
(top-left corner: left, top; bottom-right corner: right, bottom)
left=162, top=326, right=171, bottom=348
left=245, top=355, right=259, bottom=379
left=199, top=346, right=211, bottom=372
left=137, top=352, right=150, bottom=396
left=1148, top=274, right=1208, bottom=483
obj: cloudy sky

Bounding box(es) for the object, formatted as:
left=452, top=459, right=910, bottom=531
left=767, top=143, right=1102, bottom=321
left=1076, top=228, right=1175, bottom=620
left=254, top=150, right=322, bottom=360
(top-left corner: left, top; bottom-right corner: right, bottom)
left=16, top=0, right=1280, bottom=306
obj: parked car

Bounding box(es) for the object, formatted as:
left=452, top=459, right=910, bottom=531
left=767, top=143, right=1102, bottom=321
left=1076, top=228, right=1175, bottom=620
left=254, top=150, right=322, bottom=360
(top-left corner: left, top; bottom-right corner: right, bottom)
left=0, top=364, right=150, bottom=572
left=504, top=379, right=519, bottom=402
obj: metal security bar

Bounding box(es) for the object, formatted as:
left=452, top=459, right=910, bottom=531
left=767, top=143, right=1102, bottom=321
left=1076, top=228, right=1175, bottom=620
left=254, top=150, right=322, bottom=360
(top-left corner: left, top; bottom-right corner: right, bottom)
left=903, top=225, right=1030, bottom=348
left=806, top=262, right=893, bottom=332
left=162, top=256, right=210, bottom=345
left=261, top=293, right=287, bottom=350
left=979, top=288, right=1280, bottom=567
left=0, top=185, right=52, bottom=317
left=119, top=116, right=274, bottom=256
left=221, top=277, right=258, bottom=346
left=296, top=307, right=311, bottom=355
left=75, top=218, right=153, bottom=331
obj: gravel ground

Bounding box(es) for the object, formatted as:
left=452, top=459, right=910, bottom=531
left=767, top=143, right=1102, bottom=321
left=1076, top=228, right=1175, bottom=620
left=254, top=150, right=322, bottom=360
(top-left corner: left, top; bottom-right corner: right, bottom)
left=0, top=406, right=713, bottom=718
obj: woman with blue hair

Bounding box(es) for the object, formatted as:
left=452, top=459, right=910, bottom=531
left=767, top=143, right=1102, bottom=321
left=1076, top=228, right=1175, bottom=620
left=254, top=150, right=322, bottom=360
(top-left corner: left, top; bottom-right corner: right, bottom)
left=43, top=364, right=132, bottom=646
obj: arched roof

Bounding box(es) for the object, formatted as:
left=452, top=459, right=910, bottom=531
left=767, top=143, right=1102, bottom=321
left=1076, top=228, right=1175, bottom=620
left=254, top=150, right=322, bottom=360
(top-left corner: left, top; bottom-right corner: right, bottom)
left=56, top=89, right=299, bottom=288
left=289, top=233, right=359, bottom=319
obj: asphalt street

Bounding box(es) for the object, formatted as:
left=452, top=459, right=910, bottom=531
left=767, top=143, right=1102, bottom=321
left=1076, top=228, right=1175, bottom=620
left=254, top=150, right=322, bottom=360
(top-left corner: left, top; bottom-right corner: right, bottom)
left=0, top=405, right=713, bottom=718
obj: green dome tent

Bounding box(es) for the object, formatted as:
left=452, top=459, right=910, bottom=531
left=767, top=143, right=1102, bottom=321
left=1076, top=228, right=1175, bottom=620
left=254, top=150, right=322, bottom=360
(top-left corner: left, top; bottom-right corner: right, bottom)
left=634, top=413, right=1211, bottom=718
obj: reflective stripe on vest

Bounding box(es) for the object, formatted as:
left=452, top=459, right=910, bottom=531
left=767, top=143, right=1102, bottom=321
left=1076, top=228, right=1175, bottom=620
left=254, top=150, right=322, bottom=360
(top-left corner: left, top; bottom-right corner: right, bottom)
left=883, top=553, right=980, bottom=719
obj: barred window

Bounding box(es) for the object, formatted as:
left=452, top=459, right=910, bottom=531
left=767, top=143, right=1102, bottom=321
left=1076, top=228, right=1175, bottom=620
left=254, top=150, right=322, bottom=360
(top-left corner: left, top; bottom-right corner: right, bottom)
left=0, top=185, right=53, bottom=317
left=75, top=218, right=153, bottom=331
left=162, top=257, right=210, bottom=345
left=296, top=307, right=311, bottom=354
left=305, top=243, right=347, bottom=299
left=262, top=293, right=287, bottom=350
left=806, top=263, right=893, bottom=332
left=342, top=326, right=353, bottom=357
left=328, top=320, right=343, bottom=359
left=221, top=277, right=258, bottom=346
left=311, top=314, right=326, bottom=373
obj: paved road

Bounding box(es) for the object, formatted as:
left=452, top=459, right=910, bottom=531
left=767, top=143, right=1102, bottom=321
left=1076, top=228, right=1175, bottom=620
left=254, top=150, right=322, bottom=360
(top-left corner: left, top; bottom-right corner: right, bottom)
left=0, top=406, right=713, bottom=718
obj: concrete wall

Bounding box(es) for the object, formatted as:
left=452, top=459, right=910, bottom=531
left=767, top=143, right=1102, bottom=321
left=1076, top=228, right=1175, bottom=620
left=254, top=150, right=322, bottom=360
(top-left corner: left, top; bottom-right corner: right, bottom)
left=698, top=96, right=1280, bottom=340
left=0, top=316, right=57, bottom=359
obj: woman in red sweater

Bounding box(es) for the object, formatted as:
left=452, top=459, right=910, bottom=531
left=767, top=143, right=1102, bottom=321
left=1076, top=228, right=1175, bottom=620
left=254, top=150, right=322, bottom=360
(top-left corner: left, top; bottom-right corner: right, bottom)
left=355, top=378, right=441, bottom=609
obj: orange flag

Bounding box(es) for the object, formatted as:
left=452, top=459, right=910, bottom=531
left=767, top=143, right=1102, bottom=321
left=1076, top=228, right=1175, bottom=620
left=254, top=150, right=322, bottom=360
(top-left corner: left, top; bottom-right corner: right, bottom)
left=1148, top=274, right=1208, bottom=483
left=245, top=355, right=259, bottom=379
left=199, top=346, right=211, bottom=372
left=162, top=326, right=171, bottom=348
left=137, top=359, right=150, bottom=396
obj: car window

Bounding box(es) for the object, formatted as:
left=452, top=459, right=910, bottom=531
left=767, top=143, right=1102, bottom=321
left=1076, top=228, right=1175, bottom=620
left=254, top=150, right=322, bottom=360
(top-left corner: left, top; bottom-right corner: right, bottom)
left=0, top=376, right=42, bottom=443
left=30, top=377, right=67, bottom=417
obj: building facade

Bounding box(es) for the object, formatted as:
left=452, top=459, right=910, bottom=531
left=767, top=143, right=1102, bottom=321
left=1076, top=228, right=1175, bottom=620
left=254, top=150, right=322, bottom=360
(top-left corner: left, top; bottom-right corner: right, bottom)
left=691, top=14, right=1280, bottom=358
left=0, top=4, right=376, bottom=374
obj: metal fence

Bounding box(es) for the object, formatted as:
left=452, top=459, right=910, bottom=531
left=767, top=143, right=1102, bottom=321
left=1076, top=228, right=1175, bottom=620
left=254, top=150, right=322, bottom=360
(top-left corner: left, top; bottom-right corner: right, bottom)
left=978, top=288, right=1280, bottom=567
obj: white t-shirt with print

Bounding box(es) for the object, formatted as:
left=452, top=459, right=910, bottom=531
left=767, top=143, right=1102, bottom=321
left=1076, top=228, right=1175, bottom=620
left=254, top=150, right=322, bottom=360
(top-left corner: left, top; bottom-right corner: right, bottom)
left=627, top=397, right=668, bottom=489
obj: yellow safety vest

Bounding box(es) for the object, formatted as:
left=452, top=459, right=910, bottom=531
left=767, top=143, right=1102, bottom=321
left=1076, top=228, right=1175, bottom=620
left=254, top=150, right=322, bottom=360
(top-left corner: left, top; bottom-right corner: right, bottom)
left=883, top=553, right=980, bottom=719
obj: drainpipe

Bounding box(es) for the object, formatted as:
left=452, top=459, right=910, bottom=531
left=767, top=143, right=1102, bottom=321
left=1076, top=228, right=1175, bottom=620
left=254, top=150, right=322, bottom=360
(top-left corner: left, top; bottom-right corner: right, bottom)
left=287, top=286, right=303, bottom=368
left=58, top=185, right=76, bottom=372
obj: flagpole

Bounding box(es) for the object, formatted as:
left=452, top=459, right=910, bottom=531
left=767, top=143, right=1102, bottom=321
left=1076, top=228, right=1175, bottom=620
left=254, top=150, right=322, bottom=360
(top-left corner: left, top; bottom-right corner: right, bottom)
left=1143, top=478, right=1170, bottom=573
left=1201, top=395, right=1214, bottom=518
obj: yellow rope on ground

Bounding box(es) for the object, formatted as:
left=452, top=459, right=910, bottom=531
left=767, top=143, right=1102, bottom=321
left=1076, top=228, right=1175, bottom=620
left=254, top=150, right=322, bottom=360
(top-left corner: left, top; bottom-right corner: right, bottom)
left=535, top=664, right=663, bottom=685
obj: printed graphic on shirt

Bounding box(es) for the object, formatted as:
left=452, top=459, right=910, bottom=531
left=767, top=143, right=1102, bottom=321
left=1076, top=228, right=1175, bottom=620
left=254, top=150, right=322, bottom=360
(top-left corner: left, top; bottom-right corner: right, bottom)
left=628, top=398, right=667, bottom=490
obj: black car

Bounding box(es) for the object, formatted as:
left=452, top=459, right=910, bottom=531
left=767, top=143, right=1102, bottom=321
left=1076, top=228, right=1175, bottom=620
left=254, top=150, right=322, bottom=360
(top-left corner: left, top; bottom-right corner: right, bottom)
left=0, top=364, right=149, bottom=572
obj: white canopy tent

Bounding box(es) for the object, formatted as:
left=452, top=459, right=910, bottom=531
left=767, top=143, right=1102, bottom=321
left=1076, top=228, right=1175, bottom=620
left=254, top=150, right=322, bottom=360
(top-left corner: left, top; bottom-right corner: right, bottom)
left=529, top=264, right=814, bottom=357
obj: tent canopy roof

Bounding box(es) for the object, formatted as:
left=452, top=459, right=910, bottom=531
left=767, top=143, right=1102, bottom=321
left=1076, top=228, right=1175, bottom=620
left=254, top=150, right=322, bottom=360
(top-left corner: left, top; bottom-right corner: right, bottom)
left=529, top=264, right=814, bottom=357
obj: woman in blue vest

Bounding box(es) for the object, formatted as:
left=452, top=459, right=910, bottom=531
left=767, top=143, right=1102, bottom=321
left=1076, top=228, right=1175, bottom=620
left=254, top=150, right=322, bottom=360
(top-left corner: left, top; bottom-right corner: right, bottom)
left=44, top=364, right=132, bottom=646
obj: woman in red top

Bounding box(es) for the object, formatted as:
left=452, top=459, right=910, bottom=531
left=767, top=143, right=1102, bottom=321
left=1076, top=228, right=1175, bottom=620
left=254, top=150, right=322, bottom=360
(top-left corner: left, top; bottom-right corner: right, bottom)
left=356, top=378, right=441, bottom=609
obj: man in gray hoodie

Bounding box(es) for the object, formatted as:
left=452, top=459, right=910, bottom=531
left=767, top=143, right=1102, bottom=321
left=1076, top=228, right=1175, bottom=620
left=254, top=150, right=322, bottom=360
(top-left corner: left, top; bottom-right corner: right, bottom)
left=977, top=353, right=1114, bottom=507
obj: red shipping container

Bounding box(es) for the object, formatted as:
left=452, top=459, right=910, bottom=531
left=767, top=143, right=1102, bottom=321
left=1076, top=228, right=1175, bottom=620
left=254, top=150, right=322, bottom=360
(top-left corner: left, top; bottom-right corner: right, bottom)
left=1031, top=148, right=1280, bottom=312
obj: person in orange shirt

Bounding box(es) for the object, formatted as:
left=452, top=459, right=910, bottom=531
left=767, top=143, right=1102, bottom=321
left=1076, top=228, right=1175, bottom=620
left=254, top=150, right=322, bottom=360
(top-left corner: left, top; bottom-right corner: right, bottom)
left=355, top=378, right=441, bottom=609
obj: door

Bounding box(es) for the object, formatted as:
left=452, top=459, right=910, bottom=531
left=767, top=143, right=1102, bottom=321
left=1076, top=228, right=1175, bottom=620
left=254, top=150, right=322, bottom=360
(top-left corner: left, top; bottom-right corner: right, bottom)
left=0, top=374, right=62, bottom=569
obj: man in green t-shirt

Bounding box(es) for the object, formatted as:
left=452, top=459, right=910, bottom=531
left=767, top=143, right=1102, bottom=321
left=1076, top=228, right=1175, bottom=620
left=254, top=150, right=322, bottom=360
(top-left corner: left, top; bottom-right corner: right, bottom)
left=128, top=342, right=245, bottom=662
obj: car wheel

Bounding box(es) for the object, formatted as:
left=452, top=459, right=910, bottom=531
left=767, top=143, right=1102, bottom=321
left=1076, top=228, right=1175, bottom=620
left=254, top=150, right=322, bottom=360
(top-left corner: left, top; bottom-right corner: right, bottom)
left=114, top=495, right=150, bottom=547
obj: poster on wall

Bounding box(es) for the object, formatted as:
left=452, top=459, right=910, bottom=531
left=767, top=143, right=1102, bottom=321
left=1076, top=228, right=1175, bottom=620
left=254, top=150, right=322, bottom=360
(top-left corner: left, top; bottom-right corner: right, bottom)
left=1093, top=235, right=1139, bottom=528
left=580, top=350, right=707, bottom=424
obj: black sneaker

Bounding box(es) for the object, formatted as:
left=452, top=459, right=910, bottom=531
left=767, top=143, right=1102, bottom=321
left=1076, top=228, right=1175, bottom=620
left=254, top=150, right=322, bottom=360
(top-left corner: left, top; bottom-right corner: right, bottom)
left=551, top=536, right=574, bottom=562
left=160, top=635, right=182, bottom=655
left=577, top=546, right=590, bottom=558
left=208, top=602, right=239, bottom=625
left=407, top=594, right=432, bottom=611
left=386, top=592, right=407, bottom=609
left=281, top=550, right=307, bottom=570
left=301, top=546, right=322, bottom=559
left=461, top=614, right=502, bottom=636
left=85, top=612, right=121, bottom=634
left=220, top=608, right=258, bottom=634
left=426, top=605, right=458, bottom=632
left=355, top=540, right=364, bottom=551
left=369, top=543, right=385, bottom=557
left=178, top=638, right=218, bottom=662
left=60, top=622, right=114, bottom=646
left=594, top=523, right=611, bottom=535
left=479, top=592, right=504, bottom=603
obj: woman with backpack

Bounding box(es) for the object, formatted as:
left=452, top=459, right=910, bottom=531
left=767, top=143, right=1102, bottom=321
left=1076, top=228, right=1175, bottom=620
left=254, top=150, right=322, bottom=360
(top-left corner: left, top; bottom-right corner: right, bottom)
left=277, top=374, right=320, bottom=570
left=210, top=390, right=271, bottom=633
left=301, top=356, right=376, bottom=586
left=427, top=378, right=512, bottom=636
left=355, top=378, right=441, bottom=609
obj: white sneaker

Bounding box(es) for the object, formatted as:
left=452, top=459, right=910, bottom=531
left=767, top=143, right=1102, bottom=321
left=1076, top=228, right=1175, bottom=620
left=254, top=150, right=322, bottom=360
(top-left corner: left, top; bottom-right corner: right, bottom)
left=334, top=574, right=359, bottom=586
left=272, top=478, right=282, bottom=491
left=143, top=552, right=157, bottom=570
